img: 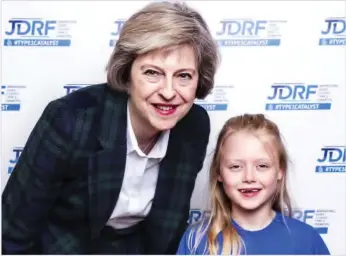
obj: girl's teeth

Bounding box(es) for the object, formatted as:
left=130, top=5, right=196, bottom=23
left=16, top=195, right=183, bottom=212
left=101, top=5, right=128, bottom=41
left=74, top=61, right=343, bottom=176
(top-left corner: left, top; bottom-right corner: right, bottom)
left=240, top=189, right=260, bottom=193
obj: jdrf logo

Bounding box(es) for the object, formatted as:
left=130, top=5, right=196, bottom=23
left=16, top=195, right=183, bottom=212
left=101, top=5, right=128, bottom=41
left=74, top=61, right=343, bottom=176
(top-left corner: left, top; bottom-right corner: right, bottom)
left=8, top=147, right=23, bottom=174
left=319, top=18, right=346, bottom=46
left=265, top=83, right=336, bottom=111
left=195, top=85, right=233, bottom=111
left=290, top=209, right=334, bottom=235
left=110, top=20, right=126, bottom=47
left=63, top=84, right=89, bottom=95
left=4, top=18, right=76, bottom=47
left=1, top=85, right=26, bottom=111
left=316, top=146, right=346, bottom=173
left=188, top=209, right=211, bottom=224
left=215, top=19, right=286, bottom=47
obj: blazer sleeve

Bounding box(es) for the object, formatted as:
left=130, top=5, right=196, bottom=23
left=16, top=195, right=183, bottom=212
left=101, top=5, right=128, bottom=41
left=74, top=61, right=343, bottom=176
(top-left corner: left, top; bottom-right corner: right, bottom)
left=193, top=106, right=210, bottom=171
left=2, top=100, right=76, bottom=254
left=166, top=105, right=211, bottom=254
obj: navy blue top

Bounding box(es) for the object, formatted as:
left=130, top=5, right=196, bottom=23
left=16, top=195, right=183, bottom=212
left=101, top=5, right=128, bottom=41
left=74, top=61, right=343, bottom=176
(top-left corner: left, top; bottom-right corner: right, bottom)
left=177, top=212, right=330, bottom=255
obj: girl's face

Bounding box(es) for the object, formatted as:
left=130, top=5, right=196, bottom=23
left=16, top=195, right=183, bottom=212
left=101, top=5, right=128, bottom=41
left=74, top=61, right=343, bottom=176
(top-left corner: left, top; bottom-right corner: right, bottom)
left=218, top=131, right=283, bottom=214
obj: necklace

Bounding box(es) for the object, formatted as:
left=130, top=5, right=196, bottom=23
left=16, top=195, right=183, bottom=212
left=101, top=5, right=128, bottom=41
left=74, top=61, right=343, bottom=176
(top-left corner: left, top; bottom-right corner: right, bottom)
left=141, top=134, right=158, bottom=154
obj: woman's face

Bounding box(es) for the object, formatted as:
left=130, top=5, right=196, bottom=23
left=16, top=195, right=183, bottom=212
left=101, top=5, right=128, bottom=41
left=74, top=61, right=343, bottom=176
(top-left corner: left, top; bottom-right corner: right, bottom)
left=128, top=44, right=199, bottom=133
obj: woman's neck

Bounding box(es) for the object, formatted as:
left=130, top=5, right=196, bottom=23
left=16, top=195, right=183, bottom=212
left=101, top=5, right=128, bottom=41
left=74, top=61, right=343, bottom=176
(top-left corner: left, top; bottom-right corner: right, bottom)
left=231, top=205, right=275, bottom=231
left=128, top=102, right=160, bottom=153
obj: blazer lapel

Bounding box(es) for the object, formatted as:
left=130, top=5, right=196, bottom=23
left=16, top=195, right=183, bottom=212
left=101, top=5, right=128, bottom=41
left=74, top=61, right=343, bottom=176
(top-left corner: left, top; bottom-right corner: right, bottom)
left=144, top=127, right=197, bottom=253
left=88, top=88, right=129, bottom=239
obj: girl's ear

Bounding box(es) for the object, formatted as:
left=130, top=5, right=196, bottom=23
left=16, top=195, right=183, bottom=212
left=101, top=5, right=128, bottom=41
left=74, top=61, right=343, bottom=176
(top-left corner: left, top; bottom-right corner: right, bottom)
left=217, top=174, right=223, bottom=182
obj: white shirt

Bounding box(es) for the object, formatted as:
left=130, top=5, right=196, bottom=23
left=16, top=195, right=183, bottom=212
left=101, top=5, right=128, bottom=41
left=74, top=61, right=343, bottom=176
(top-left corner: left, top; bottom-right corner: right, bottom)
left=106, top=104, right=170, bottom=229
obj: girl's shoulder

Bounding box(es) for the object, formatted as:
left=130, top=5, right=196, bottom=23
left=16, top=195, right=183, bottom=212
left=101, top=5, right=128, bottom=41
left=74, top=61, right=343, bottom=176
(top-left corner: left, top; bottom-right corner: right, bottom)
left=274, top=212, right=330, bottom=254
left=276, top=212, right=318, bottom=234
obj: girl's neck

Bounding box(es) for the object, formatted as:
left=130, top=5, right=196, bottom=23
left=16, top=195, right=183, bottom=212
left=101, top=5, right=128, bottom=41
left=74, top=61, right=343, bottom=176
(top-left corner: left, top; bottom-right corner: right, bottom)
left=231, top=205, right=276, bottom=231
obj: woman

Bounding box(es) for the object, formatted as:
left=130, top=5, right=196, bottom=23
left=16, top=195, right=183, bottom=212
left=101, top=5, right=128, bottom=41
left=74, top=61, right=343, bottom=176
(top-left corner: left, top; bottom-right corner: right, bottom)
left=2, top=1, right=219, bottom=254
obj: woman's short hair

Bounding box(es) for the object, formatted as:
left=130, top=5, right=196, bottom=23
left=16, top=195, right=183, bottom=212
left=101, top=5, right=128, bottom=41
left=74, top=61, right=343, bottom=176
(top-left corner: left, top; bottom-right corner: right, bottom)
left=106, top=1, right=220, bottom=99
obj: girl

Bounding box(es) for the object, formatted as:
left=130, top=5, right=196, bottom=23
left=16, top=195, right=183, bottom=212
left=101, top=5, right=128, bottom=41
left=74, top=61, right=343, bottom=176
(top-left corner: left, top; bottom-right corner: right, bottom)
left=177, top=114, right=330, bottom=255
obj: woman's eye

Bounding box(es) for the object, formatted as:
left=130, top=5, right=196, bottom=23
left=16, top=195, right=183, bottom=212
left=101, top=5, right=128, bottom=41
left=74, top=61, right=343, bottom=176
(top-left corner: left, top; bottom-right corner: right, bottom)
left=179, top=73, right=192, bottom=79
left=144, top=69, right=160, bottom=76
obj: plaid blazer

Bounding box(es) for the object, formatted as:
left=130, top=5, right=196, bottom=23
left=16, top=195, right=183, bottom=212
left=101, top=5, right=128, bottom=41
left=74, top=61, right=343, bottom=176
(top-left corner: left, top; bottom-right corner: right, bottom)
left=2, top=83, right=210, bottom=254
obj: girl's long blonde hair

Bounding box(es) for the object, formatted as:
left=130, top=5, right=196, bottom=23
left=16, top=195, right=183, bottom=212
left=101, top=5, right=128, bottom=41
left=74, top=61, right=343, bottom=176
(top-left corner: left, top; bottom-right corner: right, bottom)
left=190, top=114, right=293, bottom=255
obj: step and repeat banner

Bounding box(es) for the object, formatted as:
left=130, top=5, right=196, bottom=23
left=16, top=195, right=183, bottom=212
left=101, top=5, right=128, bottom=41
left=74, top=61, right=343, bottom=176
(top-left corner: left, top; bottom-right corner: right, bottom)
left=1, top=1, right=345, bottom=254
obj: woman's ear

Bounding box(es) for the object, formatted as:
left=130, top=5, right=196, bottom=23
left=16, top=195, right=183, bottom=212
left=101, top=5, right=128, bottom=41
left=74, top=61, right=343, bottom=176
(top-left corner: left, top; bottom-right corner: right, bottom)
left=277, top=168, right=283, bottom=180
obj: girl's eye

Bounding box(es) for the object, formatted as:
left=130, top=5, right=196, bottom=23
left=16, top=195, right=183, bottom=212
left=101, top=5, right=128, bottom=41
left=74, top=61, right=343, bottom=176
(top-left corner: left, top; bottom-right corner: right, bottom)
left=229, top=165, right=241, bottom=171
left=258, top=164, right=269, bottom=169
